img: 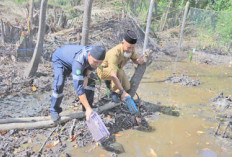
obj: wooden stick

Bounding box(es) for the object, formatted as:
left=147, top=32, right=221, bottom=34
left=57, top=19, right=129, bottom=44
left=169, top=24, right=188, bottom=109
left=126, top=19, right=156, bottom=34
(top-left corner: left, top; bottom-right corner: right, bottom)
left=222, top=122, right=230, bottom=138
left=0, top=102, right=120, bottom=130
left=215, top=122, right=221, bottom=135
left=69, top=119, right=77, bottom=139
left=38, top=127, right=57, bottom=155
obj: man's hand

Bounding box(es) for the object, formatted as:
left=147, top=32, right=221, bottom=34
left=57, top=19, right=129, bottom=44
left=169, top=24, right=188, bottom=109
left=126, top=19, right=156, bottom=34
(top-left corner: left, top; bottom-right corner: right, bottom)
left=136, top=55, right=145, bottom=65
left=121, top=91, right=130, bottom=101
left=85, top=107, right=93, bottom=121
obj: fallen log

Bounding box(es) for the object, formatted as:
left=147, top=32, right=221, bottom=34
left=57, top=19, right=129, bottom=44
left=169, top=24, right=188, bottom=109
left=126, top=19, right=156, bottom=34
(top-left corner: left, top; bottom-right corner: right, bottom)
left=0, top=101, right=120, bottom=130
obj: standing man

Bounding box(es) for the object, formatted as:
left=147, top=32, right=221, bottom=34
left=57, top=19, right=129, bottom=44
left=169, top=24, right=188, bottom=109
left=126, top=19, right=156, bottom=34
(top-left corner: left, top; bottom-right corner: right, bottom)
left=97, top=30, right=144, bottom=103
left=51, top=45, right=106, bottom=121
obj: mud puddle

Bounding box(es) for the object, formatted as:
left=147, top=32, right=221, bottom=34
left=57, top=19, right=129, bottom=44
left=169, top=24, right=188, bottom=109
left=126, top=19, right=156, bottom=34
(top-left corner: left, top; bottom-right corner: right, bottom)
left=66, top=58, right=232, bottom=156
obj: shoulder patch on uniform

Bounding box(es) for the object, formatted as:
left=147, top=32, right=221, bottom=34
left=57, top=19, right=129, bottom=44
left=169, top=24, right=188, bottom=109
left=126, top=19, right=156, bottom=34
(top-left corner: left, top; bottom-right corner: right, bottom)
left=76, top=69, right=82, bottom=75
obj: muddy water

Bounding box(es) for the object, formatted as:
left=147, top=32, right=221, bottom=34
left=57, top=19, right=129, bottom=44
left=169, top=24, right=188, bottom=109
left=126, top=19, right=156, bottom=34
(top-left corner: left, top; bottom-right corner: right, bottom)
left=68, top=60, right=232, bottom=157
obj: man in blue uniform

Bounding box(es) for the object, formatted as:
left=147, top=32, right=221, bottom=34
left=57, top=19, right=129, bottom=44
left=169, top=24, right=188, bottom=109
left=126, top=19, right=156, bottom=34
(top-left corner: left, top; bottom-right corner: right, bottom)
left=50, top=45, right=106, bottom=121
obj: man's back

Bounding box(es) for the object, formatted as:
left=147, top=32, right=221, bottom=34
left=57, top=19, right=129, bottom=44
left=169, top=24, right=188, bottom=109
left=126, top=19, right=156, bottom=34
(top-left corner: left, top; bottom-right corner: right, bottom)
left=52, top=45, right=91, bottom=71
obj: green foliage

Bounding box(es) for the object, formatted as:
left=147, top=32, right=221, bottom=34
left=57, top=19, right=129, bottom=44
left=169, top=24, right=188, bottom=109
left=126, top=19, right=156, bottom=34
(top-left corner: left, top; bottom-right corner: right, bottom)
left=11, top=0, right=28, bottom=5
left=215, top=13, right=232, bottom=43
left=209, top=0, right=232, bottom=11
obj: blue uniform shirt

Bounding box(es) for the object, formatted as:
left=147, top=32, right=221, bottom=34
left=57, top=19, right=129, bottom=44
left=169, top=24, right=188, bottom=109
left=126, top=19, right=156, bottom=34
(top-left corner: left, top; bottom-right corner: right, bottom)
left=52, top=45, right=94, bottom=96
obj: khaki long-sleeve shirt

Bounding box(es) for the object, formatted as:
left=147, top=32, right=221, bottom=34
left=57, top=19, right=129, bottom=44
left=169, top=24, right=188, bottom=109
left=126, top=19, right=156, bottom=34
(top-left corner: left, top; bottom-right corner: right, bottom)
left=101, top=44, right=138, bottom=73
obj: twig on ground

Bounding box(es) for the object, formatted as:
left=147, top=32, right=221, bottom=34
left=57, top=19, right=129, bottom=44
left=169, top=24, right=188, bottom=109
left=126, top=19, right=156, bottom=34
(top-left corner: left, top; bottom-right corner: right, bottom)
left=69, top=119, right=77, bottom=139
left=38, top=126, right=58, bottom=155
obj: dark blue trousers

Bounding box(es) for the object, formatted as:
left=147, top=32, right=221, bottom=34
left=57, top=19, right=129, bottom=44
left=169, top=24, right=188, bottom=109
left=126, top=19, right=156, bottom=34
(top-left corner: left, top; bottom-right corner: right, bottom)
left=50, top=59, right=95, bottom=114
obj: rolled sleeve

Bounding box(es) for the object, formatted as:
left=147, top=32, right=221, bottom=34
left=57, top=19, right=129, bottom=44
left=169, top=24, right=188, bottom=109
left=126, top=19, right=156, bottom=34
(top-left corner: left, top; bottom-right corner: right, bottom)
left=72, top=60, right=85, bottom=96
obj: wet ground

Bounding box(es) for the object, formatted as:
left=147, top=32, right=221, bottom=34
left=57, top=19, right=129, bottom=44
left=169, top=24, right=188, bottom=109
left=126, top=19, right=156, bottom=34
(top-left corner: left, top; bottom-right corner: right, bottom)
left=0, top=1, right=232, bottom=156
left=64, top=57, right=232, bottom=157
left=1, top=50, right=232, bottom=157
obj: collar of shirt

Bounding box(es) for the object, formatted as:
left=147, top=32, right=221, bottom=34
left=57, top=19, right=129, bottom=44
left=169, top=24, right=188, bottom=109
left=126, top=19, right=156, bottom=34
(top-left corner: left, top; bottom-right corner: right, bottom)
left=83, top=46, right=95, bottom=71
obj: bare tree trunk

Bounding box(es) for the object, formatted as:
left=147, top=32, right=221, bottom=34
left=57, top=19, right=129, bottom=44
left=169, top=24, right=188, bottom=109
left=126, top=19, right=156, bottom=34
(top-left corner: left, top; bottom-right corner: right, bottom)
left=81, top=0, right=93, bottom=45
left=178, top=1, right=190, bottom=49
left=24, top=0, right=48, bottom=78
left=29, top=0, right=34, bottom=51
left=1, top=19, right=4, bottom=44
left=154, top=0, right=157, bottom=16
left=29, top=0, right=34, bottom=26
left=143, top=0, right=155, bottom=52
left=53, top=0, right=57, bottom=25
left=160, top=0, right=172, bottom=31
left=129, top=0, right=155, bottom=98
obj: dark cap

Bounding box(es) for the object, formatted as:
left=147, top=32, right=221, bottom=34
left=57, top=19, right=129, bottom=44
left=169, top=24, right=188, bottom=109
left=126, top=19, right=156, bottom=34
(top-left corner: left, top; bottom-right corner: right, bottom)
left=90, top=45, right=106, bottom=60
left=124, top=30, right=137, bottom=44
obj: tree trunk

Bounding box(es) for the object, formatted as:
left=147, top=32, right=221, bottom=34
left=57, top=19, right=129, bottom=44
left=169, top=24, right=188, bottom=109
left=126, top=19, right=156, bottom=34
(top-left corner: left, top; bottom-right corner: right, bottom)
left=81, top=0, right=93, bottom=45
left=24, top=0, right=48, bottom=78
left=129, top=0, right=155, bottom=98
left=57, top=9, right=67, bottom=28
left=160, top=0, right=172, bottom=31
left=154, top=0, right=157, bottom=16
left=178, top=1, right=190, bottom=49
left=29, top=0, right=34, bottom=26
left=4, top=21, right=11, bottom=42
left=29, top=0, right=34, bottom=52
left=1, top=19, right=4, bottom=44
left=53, top=0, right=57, bottom=25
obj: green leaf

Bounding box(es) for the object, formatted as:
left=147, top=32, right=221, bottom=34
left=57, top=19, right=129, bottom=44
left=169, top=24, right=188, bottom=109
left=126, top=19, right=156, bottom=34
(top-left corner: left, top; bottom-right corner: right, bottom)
left=189, top=53, right=193, bottom=62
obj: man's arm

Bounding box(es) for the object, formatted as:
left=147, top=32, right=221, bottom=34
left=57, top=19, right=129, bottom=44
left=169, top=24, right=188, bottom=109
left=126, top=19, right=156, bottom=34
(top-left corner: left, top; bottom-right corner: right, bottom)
left=131, top=51, right=145, bottom=65
left=83, top=69, right=92, bottom=87
left=110, top=72, right=130, bottom=101
left=72, top=61, right=93, bottom=121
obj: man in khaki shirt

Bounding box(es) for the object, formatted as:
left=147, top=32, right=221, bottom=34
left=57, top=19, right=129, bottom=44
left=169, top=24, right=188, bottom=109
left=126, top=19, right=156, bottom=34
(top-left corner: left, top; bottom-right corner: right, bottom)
left=97, top=30, right=144, bottom=102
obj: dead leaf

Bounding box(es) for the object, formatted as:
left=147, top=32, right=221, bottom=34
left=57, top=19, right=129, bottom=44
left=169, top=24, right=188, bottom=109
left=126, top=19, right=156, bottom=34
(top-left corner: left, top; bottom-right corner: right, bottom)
left=53, top=140, right=59, bottom=146
left=45, top=143, right=54, bottom=149
left=21, top=31, right=25, bottom=36
left=169, top=141, right=173, bottom=145
left=196, top=131, right=204, bottom=135
left=149, top=148, right=157, bottom=157
left=1, top=131, right=7, bottom=135
left=71, top=135, right=77, bottom=142
left=112, top=133, right=123, bottom=137
left=136, top=117, right=142, bottom=125
left=32, top=86, right=37, bottom=92
left=174, top=104, right=178, bottom=107
left=21, top=132, right=26, bottom=136
left=95, top=142, right=99, bottom=147
left=45, top=140, right=59, bottom=148
left=74, top=144, right=78, bottom=149
left=53, top=132, right=59, bottom=137
left=99, top=154, right=105, bottom=157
